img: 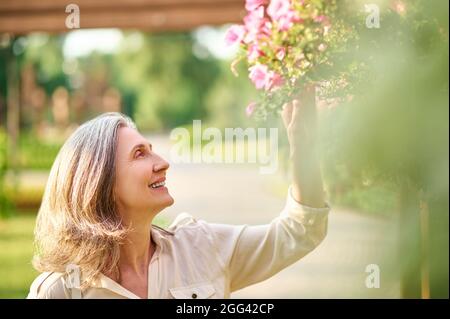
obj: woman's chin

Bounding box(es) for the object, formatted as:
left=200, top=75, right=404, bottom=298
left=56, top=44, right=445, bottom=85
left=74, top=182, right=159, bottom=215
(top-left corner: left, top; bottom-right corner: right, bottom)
left=165, top=194, right=175, bottom=207
left=156, top=192, right=175, bottom=209
left=146, top=187, right=175, bottom=210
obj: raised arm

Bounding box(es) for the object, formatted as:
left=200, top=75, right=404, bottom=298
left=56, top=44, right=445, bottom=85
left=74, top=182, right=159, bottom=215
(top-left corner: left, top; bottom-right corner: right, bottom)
left=208, top=86, right=329, bottom=292
left=209, top=188, right=329, bottom=292
left=281, top=84, right=326, bottom=209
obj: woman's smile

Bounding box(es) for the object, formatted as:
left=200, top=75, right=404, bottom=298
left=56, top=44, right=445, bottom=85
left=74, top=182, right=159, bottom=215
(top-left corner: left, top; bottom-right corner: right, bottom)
left=149, top=182, right=168, bottom=192
left=148, top=177, right=168, bottom=192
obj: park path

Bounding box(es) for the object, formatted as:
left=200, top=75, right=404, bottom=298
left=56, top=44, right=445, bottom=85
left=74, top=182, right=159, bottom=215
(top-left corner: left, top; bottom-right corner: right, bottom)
left=12, top=134, right=400, bottom=298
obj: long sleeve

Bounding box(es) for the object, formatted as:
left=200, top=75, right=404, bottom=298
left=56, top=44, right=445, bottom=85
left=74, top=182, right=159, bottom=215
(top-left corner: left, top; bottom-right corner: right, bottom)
left=207, top=185, right=330, bottom=292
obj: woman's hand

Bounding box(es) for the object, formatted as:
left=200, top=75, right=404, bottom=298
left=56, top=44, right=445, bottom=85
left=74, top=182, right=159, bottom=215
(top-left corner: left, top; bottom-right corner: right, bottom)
left=281, top=85, right=318, bottom=158
left=281, top=85, right=326, bottom=208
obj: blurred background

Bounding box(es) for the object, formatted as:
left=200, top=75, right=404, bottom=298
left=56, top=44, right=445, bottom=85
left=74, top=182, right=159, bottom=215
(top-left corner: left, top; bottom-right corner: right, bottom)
left=0, top=0, right=448, bottom=299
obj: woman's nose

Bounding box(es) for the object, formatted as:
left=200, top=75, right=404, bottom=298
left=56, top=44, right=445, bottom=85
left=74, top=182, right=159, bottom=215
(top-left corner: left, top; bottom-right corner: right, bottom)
left=153, top=155, right=170, bottom=172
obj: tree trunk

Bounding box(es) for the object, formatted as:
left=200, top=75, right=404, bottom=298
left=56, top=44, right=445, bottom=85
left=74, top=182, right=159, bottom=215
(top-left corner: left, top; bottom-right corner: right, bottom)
left=427, top=194, right=449, bottom=298
left=398, top=181, right=422, bottom=298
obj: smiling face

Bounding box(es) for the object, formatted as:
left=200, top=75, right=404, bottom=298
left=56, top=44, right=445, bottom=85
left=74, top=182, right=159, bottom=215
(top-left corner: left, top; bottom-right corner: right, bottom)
left=114, top=126, right=174, bottom=220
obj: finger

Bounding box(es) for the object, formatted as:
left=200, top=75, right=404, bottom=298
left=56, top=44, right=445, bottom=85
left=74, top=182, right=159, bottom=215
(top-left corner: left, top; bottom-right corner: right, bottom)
left=290, top=99, right=302, bottom=127
left=281, top=102, right=293, bottom=127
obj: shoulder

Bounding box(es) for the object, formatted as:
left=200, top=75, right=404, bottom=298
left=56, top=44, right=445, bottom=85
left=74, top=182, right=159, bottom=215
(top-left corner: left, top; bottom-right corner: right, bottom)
left=166, top=212, right=245, bottom=247
left=168, top=212, right=201, bottom=229
left=167, top=212, right=246, bottom=235
left=27, top=272, right=68, bottom=299
left=166, top=212, right=216, bottom=244
left=165, top=213, right=246, bottom=270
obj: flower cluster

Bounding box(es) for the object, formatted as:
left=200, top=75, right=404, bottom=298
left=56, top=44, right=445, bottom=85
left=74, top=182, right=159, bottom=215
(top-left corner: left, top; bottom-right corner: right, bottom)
left=225, top=0, right=340, bottom=118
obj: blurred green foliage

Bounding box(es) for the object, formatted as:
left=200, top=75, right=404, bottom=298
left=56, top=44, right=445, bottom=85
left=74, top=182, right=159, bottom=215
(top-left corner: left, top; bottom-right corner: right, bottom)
left=318, top=0, right=448, bottom=297
left=0, top=128, right=10, bottom=218
left=1, top=31, right=258, bottom=130
left=103, top=32, right=257, bottom=130
left=18, top=134, right=61, bottom=170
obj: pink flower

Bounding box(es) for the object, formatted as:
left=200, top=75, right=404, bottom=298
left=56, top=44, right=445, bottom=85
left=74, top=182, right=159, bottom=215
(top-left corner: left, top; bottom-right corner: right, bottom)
left=391, top=0, right=407, bottom=16
left=276, top=47, right=286, bottom=60
left=248, top=44, right=264, bottom=61
left=260, top=20, right=273, bottom=37
left=245, top=0, right=267, bottom=11
left=267, top=0, right=299, bottom=31
left=266, top=71, right=284, bottom=90
left=243, top=6, right=268, bottom=43
left=246, top=101, right=257, bottom=117
left=267, top=0, right=291, bottom=21
left=314, top=14, right=331, bottom=36
left=249, top=64, right=270, bottom=89
left=224, top=24, right=246, bottom=46
left=244, top=6, right=265, bottom=30
left=318, top=43, right=327, bottom=52
left=314, top=15, right=329, bottom=24
left=249, top=64, right=285, bottom=91
left=277, top=10, right=297, bottom=31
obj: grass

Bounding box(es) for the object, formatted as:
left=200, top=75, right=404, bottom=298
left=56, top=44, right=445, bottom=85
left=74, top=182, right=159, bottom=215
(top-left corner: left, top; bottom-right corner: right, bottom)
left=0, top=213, right=169, bottom=299
left=0, top=214, right=38, bottom=299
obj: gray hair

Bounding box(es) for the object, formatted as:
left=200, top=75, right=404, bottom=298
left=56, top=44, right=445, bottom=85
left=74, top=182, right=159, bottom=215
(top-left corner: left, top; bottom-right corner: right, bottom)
left=33, top=112, right=136, bottom=287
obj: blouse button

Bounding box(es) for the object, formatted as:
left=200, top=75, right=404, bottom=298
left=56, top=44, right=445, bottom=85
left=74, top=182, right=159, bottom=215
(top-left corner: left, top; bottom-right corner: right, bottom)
left=192, top=293, right=197, bottom=299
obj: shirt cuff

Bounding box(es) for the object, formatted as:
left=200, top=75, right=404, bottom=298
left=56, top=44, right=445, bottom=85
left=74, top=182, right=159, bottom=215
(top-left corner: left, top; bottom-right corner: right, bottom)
left=280, top=185, right=330, bottom=225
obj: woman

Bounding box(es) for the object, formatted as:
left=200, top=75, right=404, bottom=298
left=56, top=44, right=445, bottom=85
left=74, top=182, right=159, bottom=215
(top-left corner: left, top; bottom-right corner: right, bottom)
left=27, top=92, right=329, bottom=299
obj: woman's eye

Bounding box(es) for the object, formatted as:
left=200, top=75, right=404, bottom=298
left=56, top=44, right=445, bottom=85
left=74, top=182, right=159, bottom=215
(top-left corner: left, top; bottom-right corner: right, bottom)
left=135, top=150, right=145, bottom=158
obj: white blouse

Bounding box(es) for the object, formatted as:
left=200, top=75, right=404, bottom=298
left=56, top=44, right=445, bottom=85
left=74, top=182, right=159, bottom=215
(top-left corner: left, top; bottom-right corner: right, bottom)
left=27, top=186, right=329, bottom=299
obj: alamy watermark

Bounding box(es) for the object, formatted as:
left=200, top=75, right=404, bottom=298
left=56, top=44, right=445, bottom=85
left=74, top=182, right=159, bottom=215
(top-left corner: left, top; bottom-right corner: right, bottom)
left=365, top=263, right=380, bottom=288
left=65, top=264, right=82, bottom=298
left=365, top=4, right=380, bottom=28
left=65, top=4, right=80, bottom=29
left=170, top=120, right=279, bottom=174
